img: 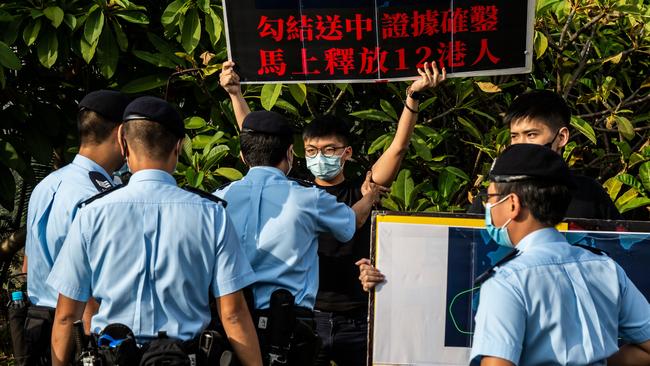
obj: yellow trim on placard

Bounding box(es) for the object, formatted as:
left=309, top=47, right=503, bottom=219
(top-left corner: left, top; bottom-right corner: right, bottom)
left=375, top=214, right=569, bottom=230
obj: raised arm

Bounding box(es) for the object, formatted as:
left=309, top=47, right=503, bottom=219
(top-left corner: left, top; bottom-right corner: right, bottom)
left=370, top=62, right=446, bottom=187
left=220, top=61, right=251, bottom=130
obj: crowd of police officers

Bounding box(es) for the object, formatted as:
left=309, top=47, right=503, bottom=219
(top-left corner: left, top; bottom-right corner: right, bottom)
left=9, top=59, right=650, bottom=366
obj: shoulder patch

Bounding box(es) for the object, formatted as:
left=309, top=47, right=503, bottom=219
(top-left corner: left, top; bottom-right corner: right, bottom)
left=289, top=177, right=316, bottom=187
left=77, top=184, right=124, bottom=208
left=474, top=249, right=520, bottom=287
left=89, top=171, right=114, bottom=192
left=184, top=186, right=228, bottom=207
left=572, top=243, right=608, bottom=256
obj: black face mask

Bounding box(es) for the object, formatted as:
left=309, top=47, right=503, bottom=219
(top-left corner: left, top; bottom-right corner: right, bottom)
left=543, top=129, right=560, bottom=149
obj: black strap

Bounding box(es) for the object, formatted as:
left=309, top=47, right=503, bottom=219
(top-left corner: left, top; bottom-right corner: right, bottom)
left=474, top=249, right=520, bottom=287
left=183, top=186, right=228, bottom=208
left=572, top=243, right=608, bottom=256
left=89, top=171, right=114, bottom=192
left=77, top=185, right=124, bottom=209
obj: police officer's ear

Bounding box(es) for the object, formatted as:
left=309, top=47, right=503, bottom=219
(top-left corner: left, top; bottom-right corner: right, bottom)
left=239, top=151, right=248, bottom=166
left=556, top=127, right=570, bottom=149
left=508, top=193, right=523, bottom=220
left=117, top=124, right=128, bottom=158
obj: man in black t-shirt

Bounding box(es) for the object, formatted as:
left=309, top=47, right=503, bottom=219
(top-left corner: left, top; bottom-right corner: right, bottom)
left=301, top=63, right=445, bottom=366
left=466, top=90, right=621, bottom=220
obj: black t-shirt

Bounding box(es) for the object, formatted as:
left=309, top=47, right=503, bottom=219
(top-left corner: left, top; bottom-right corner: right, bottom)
left=467, top=173, right=623, bottom=220
left=315, top=178, right=371, bottom=312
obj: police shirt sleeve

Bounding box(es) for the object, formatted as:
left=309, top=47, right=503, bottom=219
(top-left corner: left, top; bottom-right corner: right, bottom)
left=211, top=210, right=256, bottom=298
left=46, top=212, right=93, bottom=302
left=469, top=275, right=526, bottom=365
left=616, top=263, right=650, bottom=343
left=314, top=189, right=355, bottom=242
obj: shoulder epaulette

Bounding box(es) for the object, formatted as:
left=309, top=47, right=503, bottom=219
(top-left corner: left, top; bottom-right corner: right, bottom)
left=184, top=186, right=228, bottom=207
left=289, top=177, right=316, bottom=187
left=474, top=249, right=520, bottom=287
left=572, top=243, right=608, bottom=256
left=88, top=171, right=114, bottom=192
left=214, top=181, right=233, bottom=192
left=77, top=185, right=124, bottom=208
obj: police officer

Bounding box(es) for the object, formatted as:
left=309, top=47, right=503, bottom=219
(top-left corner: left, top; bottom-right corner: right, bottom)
left=47, top=97, right=262, bottom=366
left=21, top=90, right=129, bottom=365
left=214, top=111, right=382, bottom=365
left=469, top=143, right=650, bottom=365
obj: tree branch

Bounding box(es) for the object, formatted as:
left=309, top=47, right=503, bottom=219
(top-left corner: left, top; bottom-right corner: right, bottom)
left=325, top=87, right=347, bottom=115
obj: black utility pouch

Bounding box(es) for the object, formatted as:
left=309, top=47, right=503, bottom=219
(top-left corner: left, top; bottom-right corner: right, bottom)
left=139, top=332, right=190, bottom=366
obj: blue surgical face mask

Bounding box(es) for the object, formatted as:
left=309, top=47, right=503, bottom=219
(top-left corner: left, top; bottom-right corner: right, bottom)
left=485, top=194, right=514, bottom=247
left=306, top=153, right=343, bottom=181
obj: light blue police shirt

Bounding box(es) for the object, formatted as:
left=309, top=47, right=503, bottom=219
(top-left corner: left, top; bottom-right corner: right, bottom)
left=47, top=169, right=256, bottom=342
left=214, top=166, right=356, bottom=310
left=26, top=154, right=114, bottom=308
left=470, top=227, right=650, bottom=365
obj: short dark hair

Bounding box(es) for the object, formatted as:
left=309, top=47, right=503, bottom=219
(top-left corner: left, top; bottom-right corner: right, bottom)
left=240, top=130, right=292, bottom=167
left=504, top=90, right=571, bottom=131
left=77, top=109, right=120, bottom=145
left=122, top=119, right=179, bottom=161
left=495, top=180, right=571, bottom=227
left=302, top=115, right=352, bottom=146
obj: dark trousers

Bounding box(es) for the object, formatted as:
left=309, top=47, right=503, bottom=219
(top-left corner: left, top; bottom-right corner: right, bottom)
left=314, top=310, right=368, bottom=366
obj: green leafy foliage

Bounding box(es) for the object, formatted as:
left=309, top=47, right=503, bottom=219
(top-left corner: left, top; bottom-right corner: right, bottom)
left=0, top=0, right=648, bottom=231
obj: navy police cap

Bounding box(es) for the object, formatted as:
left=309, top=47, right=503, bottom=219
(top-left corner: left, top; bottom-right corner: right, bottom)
left=78, top=90, right=130, bottom=123
left=489, top=144, right=573, bottom=186
left=242, top=111, right=293, bottom=137
left=123, top=96, right=184, bottom=138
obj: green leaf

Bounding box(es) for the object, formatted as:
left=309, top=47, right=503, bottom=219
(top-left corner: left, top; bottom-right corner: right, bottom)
left=205, top=8, right=222, bottom=47
left=181, top=134, right=193, bottom=161
left=203, top=145, right=230, bottom=171
left=615, top=116, right=635, bottom=140
left=0, top=141, right=27, bottom=174
left=121, top=74, right=168, bottom=93
left=380, top=99, right=397, bottom=121
left=0, top=67, right=5, bottom=89
left=411, top=137, right=432, bottom=161
left=115, top=11, right=149, bottom=25
left=534, top=31, right=548, bottom=59
left=619, top=197, right=650, bottom=214
left=23, top=19, right=42, bottom=46
left=84, top=8, right=104, bottom=44
left=261, top=83, right=283, bottom=111
left=112, top=21, right=128, bottom=51
left=603, top=176, right=623, bottom=201
left=161, top=0, right=184, bottom=27
left=444, top=166, right=470, bottom=181
left=391, top=169, right=414, bottom=208
left=639, top=161, right=650, bottom=192
left=457, top=117, right=481, bottom=141
left=349, top=109, right=391, bottom=121
left=368, top=134, right=393, bottom=154
left=197, top=0, right=210, bottom=13
left=97, top=27, right=119, bottom=79
left=181, top=8, right=201, bottom=54
left=36, top=31, right=58, bottom=68
left=0, top=41, right=21, bottom=70
left=617, top=173, right=642, bottom=190
left=43, top=6, right=64, bottom=28
left=80, top=36, right=98, bottom=64
left=274, top=98, right=300, bottom=116
left=288, top=83, right=306, bottom=105
left=615, top=187, right=638, bottom=209
left=570, top=116, right=597, bottom=144
left=132, top=50, right=177, bottom=68
left=185, top=116, right=207, bottom=129
left=215, top=167, right=243, bottom=181
left=63, top=14, right=77, bottom=30
left=438, top=170, right=457, bottom=199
